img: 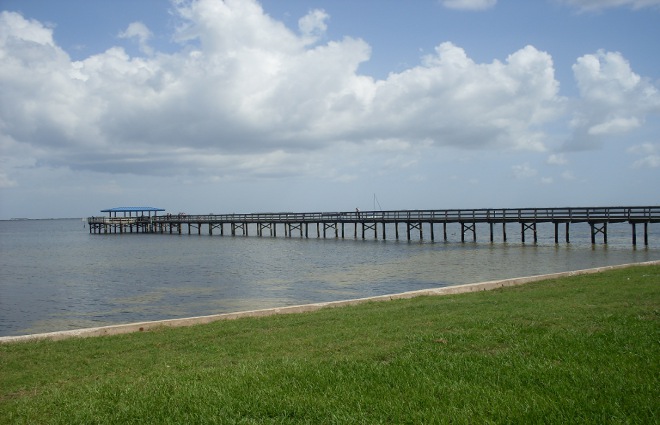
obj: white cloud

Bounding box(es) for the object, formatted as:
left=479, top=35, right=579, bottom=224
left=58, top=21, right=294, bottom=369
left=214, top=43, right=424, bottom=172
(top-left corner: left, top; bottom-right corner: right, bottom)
left=568, top=50, right=660, bottom=149
left=440, top=0, right=497, bottom=11
left=587, top=117, right=640, bottom=135
left=632, top=156, right=660, bottom=168
left=512, top=163, right=538, bottom=179
left=368, top=43, right=561, bottom=151
left=118, top=21, right=154, bottom=55
left=627, top=142, right=657, bottom=155
left=547, top=153, right=568, bottom=165
left=298, top=9, right=329, bottom=43
left=0, top=11, right=54, bottom=45
left=628, top=143, right=660, bottom=168
left=559, top=0, right=660, bottom=12
left=0, top=2, right=567, bottom=186
left=0, top=173, right=17, bottom=188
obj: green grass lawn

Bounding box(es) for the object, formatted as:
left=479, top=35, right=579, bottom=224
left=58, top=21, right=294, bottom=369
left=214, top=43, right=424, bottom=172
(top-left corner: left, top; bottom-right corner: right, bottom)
left=1, top=265, right=659, bottom=424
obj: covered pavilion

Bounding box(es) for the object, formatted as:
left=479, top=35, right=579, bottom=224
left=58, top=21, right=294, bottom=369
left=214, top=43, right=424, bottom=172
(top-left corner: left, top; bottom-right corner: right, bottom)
left=100, top=207, right=165, bottom=218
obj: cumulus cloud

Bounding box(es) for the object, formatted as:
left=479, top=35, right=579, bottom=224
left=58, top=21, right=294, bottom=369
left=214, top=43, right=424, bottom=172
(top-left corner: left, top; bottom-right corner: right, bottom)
left=440, top=0, right=497, bottom=11
left=567, top=50, right=660, bottom=149
left=118, top=21, right=154, bottom=55
left=559, top=0, right=660, bottom=12
left=298, top=9, right=329, bottom=43
left=0, top=0, right=568, bottom=183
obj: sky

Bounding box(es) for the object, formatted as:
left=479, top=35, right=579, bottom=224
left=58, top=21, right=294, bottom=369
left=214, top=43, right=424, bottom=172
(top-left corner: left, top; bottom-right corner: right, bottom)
left=0, top=0, right=659, bottom=219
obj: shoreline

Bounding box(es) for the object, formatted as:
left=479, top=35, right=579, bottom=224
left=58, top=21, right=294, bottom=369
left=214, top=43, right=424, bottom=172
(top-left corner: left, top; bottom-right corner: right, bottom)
left=2, top=260, right=659, bottom=344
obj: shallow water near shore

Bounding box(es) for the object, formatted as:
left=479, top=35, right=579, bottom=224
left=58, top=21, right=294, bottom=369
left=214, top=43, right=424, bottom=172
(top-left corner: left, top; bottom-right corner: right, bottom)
left=1, top=218, right=659, bottom=336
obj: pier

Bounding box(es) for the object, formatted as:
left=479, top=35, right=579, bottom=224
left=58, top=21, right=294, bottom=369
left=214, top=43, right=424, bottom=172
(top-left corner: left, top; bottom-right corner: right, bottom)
left=87, top=206, right=659, bottom=246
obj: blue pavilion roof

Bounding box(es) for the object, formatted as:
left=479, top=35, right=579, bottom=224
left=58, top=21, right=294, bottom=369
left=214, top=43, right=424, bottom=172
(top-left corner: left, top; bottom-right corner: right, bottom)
left=100, top=207, right=165, bottom=213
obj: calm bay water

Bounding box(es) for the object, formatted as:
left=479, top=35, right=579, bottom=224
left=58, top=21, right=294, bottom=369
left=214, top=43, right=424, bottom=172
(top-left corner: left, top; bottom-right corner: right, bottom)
left=1, top=218, right=658, bottom=337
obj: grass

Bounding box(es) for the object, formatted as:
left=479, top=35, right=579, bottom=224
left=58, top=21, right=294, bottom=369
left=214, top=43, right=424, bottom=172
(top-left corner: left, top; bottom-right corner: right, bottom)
left=1, top=265, right=658, bottom=424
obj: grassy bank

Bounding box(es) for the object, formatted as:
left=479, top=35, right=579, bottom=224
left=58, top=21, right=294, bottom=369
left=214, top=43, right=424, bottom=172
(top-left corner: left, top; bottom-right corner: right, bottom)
left=1, top=265, right=659, bottom=424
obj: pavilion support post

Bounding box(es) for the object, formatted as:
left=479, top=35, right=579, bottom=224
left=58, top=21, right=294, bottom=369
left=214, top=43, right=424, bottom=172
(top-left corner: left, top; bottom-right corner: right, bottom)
left=382, top=222, right=386, bottom=240
left=395, top=222, right=399, bottom=240
left=444, top=223, right=448, bottom=241
left=644, top=222, right=648, bottom=246
left=406, top=223, right=411, bottom=241
left=565, top=223, right=570, bottom=243
left=502, top=223, right=507, bottom=242
left=554, top=222, right=559, bottom=244
left=632, top=222, right=636, bottom=246
left=489, top=223, right=494, bottom=242
left=430, top=223, right=434, bottom=241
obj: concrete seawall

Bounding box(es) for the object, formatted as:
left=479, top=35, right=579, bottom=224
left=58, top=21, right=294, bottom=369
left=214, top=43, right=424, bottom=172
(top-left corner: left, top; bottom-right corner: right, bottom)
left=2, top=260, right=658, bottom=344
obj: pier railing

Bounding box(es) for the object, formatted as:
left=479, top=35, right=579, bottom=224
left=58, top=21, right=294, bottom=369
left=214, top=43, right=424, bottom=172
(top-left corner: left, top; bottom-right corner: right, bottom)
left=128, top=206, right=659, bottom=224
left=88, top=206, right=660, bottom=245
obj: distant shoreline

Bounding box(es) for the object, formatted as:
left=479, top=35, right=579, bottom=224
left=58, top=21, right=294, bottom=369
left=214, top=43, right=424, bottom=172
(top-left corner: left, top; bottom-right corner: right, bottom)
left=4, top=217, right=82, bottom=221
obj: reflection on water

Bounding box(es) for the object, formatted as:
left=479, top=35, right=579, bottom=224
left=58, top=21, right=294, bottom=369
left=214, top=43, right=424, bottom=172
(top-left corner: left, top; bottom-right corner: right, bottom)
left=1, top=219, right=659, bottom=336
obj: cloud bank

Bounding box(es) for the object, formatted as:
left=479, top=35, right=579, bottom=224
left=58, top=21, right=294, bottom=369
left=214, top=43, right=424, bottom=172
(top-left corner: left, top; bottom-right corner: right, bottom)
left=0, top=0, right=658, bottom=187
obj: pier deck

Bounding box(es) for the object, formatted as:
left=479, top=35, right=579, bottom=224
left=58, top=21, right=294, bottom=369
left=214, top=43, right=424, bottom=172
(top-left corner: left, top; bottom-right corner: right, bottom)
left=88, top=206, right=660, bottom=246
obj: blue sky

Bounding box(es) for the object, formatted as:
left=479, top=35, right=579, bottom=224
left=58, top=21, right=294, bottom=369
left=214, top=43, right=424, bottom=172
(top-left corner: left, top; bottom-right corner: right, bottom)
left=0, top=0, right=659, bottom=219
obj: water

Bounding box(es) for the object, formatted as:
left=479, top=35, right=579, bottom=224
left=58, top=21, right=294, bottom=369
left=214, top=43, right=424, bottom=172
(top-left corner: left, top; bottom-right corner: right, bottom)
left=1, top=218, right=658, bottom=337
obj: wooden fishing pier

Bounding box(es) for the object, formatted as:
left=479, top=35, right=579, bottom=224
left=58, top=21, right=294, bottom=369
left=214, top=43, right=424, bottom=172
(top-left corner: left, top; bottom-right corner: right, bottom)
left=87, top=206, right=660, bottom=246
